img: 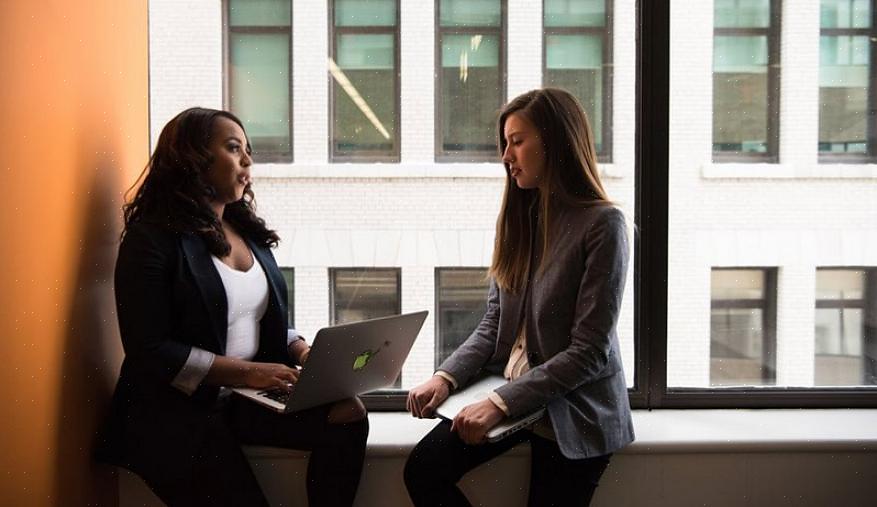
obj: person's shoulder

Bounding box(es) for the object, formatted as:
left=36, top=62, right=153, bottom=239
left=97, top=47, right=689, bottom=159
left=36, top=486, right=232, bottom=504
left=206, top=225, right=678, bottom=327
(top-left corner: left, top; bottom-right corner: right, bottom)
left=566, top=202, right=626, bottom=226
left=121, top=220, right=179, bottom=251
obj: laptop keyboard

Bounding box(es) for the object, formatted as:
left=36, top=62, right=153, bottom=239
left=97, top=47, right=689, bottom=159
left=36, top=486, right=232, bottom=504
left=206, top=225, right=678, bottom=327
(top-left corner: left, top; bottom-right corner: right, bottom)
left=258, top=387, right=292, bottom=404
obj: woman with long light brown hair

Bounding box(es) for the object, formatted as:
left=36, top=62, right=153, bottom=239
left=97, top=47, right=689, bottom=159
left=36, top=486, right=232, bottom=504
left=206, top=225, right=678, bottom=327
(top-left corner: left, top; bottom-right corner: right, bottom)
left=405, top=88, right=634, bottom=506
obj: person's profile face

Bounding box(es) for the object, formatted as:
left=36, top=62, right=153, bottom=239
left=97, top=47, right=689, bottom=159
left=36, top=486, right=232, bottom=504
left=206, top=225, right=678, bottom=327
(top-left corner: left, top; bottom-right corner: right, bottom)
left=501, top=113, right=546, bottom=190
left=204, top=116, right=252, bottom=206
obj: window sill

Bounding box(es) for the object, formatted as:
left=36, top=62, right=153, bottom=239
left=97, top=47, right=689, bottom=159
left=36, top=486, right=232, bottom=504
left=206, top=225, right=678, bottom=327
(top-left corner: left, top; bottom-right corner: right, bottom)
left=243, top=408, right=877, bottom=458
left=251, top=163, right=623, bottom=180
left=702, top=163, right=877, bottom=179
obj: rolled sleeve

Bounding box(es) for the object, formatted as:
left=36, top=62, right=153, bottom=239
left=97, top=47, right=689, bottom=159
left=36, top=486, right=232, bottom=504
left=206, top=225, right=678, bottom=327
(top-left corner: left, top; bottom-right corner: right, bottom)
left=487, top=391, right=510, bottom=416
left=434, top=370, right=459, bottom=390
left=286, top=328, right=305, bottom=347
left=170, top=346, right=215, bottom=395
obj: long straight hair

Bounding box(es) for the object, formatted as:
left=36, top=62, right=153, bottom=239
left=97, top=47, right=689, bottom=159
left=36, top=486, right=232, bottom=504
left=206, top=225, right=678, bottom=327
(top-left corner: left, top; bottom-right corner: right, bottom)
left=490, top=88, right=611, bottom=293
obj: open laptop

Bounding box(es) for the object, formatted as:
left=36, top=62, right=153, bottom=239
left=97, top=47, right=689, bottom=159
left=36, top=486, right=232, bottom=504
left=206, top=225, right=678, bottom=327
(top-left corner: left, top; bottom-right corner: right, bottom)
left=233, top=310, right=428, bottom=413
left=436, top=374, right=546, bottom=442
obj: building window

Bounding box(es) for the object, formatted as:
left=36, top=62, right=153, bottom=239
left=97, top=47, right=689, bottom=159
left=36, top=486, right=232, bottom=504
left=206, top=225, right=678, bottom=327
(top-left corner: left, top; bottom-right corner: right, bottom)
left=710, top=268, right=777, bottom=386
left=330, top=268, right=401, bottom=386
left=815, top=268, right=877, bottom=386
left=436, top=0, right=506, bottom=161
left=330, top=0, right=400, bottom=161
left=435, top=268, right=489, bottom=368
left=818, top=0, right=876, bottom=161
left=224, top=0, right=293, bottom=161
left=280, top=267, right=295, bottom=328
left=712, top=0, right=780, bottom=161
left=543, top=0, right=613, bottom=162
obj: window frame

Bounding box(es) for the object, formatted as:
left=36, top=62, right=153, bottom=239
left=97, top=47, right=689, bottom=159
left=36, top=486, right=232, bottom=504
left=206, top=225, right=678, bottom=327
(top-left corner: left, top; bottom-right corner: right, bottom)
left=711, top=0, right=782, bottom=163
left=434, top=0, right=508, bottom=162
left=541, top=0, right=614, bottom=163
left=328, top=0, right=402, bottom=163
left=817, top=0, right=877, bottom=164
left=222, top=0, right=294, bottom=163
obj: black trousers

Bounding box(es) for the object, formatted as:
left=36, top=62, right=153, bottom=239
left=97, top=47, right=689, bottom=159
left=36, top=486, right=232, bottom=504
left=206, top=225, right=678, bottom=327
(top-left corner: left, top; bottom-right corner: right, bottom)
left=404, top=420, right=611, bottom=507
left=136, top=397, right=369, bottom=507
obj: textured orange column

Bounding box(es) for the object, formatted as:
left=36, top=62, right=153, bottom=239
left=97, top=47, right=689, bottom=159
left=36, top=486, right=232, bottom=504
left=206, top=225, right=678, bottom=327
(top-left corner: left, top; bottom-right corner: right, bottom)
left=0, top=1, right=148, bottom=505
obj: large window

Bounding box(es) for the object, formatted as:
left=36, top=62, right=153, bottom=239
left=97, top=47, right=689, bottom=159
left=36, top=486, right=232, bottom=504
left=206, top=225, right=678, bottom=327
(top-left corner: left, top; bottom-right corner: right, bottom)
left=225, top=0, right=293, bottom=161
left=710, top=268, right=777, bottom=387
left=818, top=0, right=876, bottom=161
left=543, top=0, right=613, bottom=161
left=815, top=268, right=877, bottom=386
left=330, top=0, right=400, bottom=161
left=435, top=268, right=489, bottom=368
left=712, top=0, right=780, bottom=161
left=436, top=0, right=506, bottom=160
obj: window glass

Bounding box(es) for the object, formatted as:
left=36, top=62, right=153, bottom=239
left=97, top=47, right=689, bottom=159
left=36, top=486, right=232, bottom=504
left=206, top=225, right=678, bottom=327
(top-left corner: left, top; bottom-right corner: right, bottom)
left=544, top=0, right=605, bottom=27
left=819, top=0, right=873, bottom=156
left=229, top=0, right=291, bottom=26
left=331, top=269, right=401, bottom=324
left=335, top=0, right=396, bottom=26
left=815, top=269, right=874, bottom=386
left=435, top=269, right=489, bottom=367
left=437, top=0, right=504, bottom=158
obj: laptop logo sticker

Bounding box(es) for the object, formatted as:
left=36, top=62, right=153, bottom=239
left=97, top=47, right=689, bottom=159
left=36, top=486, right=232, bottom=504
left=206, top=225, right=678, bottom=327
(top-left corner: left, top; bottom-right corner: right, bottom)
left=353, top=341, right=391, bottom=371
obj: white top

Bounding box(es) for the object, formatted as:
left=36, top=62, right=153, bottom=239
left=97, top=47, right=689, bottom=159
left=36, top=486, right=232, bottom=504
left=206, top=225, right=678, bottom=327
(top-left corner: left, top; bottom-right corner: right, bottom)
left=210, top=253, right=269, bottom=360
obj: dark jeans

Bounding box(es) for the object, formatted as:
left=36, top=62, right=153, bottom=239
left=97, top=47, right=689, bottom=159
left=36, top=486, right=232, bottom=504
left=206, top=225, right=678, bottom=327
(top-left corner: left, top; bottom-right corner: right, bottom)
left=404, top=420, right=611, bottom=507
left=138, top=397, right=369, bottom=507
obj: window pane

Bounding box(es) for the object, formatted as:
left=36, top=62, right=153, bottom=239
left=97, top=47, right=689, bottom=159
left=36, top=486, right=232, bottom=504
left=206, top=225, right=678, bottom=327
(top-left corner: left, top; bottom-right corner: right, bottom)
left=544, top=0, right=605, bottom=27
left=545, top=35, right=604, bottom=151
left=229, top=33, right=290, bottom=154
left=333, top=33, right=396, bottom=154
left=815, top=309, right=865, bottom=384
left=713, top=35, right=770, bottom=154
left=711, top=269, right=766, bottom=300
left=821, top=0, right=871, bottom=28
left=280, top=267, right=295, bottom=327
left=439, top=0, right=501, bottom=27
left=710, top=307, right=770, bottom=386
left=819, top=33, right=872, bottom=153
left=435, top=269, right=489, bottom=367
left=331, top=269, right=400, bottom=324
left=229, top=0, right=290, bottom=27
left=440, top=34, right=501, bottom=154
left=335, top=0, right=396, bottom=26
left=714, top=0, right=771, bottom=28
left=816, top=269, right=865, bottom=299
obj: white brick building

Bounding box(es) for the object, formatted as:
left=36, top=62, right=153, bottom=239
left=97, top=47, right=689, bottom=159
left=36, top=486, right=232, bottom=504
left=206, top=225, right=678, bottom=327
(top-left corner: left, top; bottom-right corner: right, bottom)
left=148, top=0, right=875, bottom=389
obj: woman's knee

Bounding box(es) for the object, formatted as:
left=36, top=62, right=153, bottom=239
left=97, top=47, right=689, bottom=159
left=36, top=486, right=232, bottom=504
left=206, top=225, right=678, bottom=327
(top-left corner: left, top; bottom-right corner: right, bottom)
left=326, top=397, right=367, bottom=425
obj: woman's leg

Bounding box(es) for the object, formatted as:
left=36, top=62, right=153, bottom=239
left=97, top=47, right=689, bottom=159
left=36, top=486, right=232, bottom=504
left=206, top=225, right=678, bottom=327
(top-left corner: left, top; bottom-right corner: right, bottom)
left=228, top=397, right=368, bottom=507
left=526, top=434, right=612, bottom=507
left=404, top=420, right=531, bottom=507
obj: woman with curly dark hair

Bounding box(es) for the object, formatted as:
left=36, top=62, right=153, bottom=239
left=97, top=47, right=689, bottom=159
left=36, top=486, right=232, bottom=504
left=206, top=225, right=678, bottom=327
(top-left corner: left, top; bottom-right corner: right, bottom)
left=96, top=107, right=368, bottom=506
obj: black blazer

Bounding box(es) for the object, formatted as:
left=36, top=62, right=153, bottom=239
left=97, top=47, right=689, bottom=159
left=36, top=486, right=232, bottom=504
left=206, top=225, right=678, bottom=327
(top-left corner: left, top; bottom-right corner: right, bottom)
left=95, top=221, right=293, bottom=473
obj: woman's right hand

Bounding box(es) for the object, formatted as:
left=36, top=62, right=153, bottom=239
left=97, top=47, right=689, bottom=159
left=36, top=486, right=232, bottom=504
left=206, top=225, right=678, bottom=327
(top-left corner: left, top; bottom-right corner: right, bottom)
left=407, top=375, right=452, bottom=418
left=243, top=362, right=300, bottom=391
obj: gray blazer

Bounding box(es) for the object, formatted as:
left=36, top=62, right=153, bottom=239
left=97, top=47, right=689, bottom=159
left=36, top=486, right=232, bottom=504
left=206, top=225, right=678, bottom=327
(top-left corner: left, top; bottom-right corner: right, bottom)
left=438, top=204, right=634, bottom=459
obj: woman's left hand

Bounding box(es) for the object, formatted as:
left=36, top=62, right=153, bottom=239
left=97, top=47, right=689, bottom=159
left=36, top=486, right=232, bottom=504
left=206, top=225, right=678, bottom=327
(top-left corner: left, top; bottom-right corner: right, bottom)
left=451, top=398, right=506, bottom=445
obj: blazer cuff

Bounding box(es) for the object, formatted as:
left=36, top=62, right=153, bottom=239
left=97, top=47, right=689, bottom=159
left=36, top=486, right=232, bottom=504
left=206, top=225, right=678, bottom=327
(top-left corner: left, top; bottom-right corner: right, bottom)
left=434, top=370, right=458, bottom=390
left=488, top=391, right=510, bottom=416
left=171, top=346, right=215, bottom=396
left=286, top=328, right=305, bottom=347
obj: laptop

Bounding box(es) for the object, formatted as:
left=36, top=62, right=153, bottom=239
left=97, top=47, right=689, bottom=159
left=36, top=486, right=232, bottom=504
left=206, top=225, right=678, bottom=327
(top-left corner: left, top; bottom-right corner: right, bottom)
left=233, top=310, right=428, bottom=413
left=435, top=374, right=546, bottom=443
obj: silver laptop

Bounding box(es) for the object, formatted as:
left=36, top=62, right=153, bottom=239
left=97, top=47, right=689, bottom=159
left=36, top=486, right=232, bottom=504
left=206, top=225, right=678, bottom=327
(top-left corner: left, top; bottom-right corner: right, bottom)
left=233, top=311, right=428, bottom=413
left=436, top=374, right=546, bottom=442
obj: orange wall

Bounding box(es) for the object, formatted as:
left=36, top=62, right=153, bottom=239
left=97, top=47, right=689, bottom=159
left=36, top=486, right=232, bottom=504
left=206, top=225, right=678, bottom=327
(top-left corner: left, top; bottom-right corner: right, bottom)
left=0, top=1, right=148, bottom=505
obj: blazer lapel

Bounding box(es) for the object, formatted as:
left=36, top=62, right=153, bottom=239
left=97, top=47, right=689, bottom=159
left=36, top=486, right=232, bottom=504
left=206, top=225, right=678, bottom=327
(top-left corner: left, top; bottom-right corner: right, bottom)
left=246, top=238, right=287, bottom=362
left=181, top=234, right=228, bottom=355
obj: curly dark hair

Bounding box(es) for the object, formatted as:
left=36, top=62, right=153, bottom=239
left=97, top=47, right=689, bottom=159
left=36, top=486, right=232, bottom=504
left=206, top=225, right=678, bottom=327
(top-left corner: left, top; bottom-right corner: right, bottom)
left=122, top=107, right=279, bottom=255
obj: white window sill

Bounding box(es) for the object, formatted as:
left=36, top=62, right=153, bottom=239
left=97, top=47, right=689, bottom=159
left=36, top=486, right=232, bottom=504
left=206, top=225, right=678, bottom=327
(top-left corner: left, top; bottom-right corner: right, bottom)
left=702, top=163, right=877, bottom=179
left=244, top=408, right=877, bottom=459
left=251, top=163, right=624, bottom=180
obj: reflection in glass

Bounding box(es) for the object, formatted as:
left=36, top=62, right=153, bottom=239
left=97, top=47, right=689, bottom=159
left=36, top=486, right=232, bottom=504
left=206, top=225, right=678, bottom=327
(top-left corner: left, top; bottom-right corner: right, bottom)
left=815, top=269, right=875, bottom=386
left=438, top=0, right=503, bottom=157
left=435, top=269, right=489, bottom=367
left=710, top=269, right=775, bottom=386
